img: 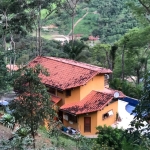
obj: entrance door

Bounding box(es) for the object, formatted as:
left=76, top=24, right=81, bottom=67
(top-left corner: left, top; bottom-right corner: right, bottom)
left=84, top=117, right=91, bottom=132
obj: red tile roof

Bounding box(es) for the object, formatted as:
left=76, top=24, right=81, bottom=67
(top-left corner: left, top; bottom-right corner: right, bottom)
left=100, top=88, right=126, bottom=98
left=51, top=94, right=61, bottom=104
left=89, top=36, right=99, bottom=41
left=28, top=56, right=112, bottom=90
left=60, top=91, right=114, bottom=115
left=60, top=89, right=126, bottom=115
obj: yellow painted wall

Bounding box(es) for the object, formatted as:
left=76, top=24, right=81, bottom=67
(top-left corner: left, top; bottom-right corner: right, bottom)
left=56, top=74, right=105, bottom=106
left=78, top=112, right=97, bottom=135
left=97, top=101, right=118, bottom=127
left=57, top=91, right=65, bottom=107
left=61, top=101, right=118, bottom=135
left=80, top=75, right=105, bottom=100
left=65, top=87, right=80, bottom=104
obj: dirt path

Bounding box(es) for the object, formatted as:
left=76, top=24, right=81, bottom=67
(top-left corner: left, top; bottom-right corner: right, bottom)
left=68, top=11, right=89, bottom=36
left=0, top=124, right=12, bottom=140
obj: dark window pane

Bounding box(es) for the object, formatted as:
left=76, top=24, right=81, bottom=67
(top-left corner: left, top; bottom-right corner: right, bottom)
left=66, top=90, right=71, bottom=97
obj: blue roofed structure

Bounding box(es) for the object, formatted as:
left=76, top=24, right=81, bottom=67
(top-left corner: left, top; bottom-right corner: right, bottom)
left=119, top=96, right=139, bottom=106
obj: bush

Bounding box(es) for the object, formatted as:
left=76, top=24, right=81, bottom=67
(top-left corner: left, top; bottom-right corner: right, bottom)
left=96, top=125, right=124, bottom=150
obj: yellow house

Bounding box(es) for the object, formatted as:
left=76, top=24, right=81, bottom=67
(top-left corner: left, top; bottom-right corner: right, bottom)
left=28, top=56, right=125, bottom=136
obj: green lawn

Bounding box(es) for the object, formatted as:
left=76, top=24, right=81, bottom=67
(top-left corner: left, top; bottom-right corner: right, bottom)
left=74, top=13, right=99, bottom=36
left=37, top=127, right=77, bottom=150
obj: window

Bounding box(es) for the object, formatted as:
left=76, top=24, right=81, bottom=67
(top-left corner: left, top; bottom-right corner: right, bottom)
left=102, top=110, right=113, bottom=120
left=68, top=114, right=77, bottom=123
left=58, top=89, right=63, bottom=94
left=63, top=113, right=77, bottom=123
left=47, top=87, right=55, bottom=94
left=66, top=90, right=71, bottom=97
left=84, top=117, right=91, bottom=132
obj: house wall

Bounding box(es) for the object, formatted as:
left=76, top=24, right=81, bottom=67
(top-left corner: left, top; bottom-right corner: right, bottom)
left=97, top=101, right=118, bottom=126
left=56, top=87, right=80, bottom=106
left=56, top=74, right=105, bottom=106
left=80, top=75, right=104, bottom=100
left=64, top=87, right=80, bottom=104
left=78, top=112, right=97, bottom=135
left=61, top=112, right=97, bottom=135
left=57, top=91, right=65, bottom=107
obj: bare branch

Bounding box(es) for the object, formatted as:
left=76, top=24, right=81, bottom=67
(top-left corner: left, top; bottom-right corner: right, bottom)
left=139, top=0, right=150, bottom=14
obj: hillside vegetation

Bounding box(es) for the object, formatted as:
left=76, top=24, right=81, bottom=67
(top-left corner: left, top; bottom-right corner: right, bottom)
left=45, top=0, right=138, bottom=43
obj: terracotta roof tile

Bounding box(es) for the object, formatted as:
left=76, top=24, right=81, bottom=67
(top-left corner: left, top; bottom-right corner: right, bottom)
left=28, top=56, right=112, bottom=90
left=60, top=91, right=114, bottom=115
left=100, top=88, right=126, bottom=98
left=60, top=89, right=126, bottom=115
left=51, top=94, right=61, bottom=104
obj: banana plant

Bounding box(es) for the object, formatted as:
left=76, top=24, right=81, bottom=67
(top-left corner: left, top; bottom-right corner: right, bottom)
left=0, top=114, right=15, bottom=130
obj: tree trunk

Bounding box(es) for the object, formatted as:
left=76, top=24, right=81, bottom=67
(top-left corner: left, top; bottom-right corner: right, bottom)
left=29, top=81, right=36, bottom=149
left=121, top=45, right=125, bottom=81
left=36, top=26, right=38, bottom=56
left=144, top=59, right=148, bottom=87
left=71, top=13, right=74, bottom=42
left=3, top=11, right=8, bottom=63
left=136, top=69, right=140, bottom=84
left=38, top=1, right=42, bottom=56
left=10, top=33, right=16, bottom=73
left=105, top=50, right=111, bottom=69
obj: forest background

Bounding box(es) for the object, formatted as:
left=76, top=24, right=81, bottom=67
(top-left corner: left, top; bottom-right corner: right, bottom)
left=0, top=0, right=150, bottom=99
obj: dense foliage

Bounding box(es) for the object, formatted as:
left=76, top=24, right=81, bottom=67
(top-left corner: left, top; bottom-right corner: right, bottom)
left=96, top=125, right=124, bottom=150
left=131, top=71, right=150, bottom=133
left=0, top=52, right=10, bottom=93
left=47, top=0, right=138, bottom=43
left=9, top=64, right=56, bottom=148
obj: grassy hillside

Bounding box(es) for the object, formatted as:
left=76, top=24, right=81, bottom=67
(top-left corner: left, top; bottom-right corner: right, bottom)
left=43, top=0, right=138, bottom=43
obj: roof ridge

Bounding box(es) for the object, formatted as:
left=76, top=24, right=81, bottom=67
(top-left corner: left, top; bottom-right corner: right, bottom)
left=44, top=56, right=111, bottom=72
left=93, top=90, right=113, bottom=95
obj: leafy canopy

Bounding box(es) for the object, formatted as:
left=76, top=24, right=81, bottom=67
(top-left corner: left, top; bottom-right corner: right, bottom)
left=9, top=64, right=56, bottom=148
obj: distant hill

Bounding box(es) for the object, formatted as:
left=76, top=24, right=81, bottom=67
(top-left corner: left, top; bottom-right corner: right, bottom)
left=43, top=0, right=138, bottom=43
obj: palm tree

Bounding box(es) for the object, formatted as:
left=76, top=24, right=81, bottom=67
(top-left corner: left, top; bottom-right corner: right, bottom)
left=62, top=40, right=89, bottom=61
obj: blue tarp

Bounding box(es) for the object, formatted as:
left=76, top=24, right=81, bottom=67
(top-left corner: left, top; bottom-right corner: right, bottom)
left=0, top=100, right=9, bottom=106
left=120, top=97, right=139, bottom=106
left=125, top=104, right=136, bottom=116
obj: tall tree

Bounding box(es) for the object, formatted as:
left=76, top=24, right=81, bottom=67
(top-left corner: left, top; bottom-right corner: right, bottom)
left=91, top=43, right=117, bottom=79
left=0, top=51, right=10, bottom=93
left=128, top=0, right=150, bottom=24
left=9, top=64, right=56, bottom=149
left=0, top=0, right=35, bottom=69
left=61, top=0, right=89, bottom=43
left=131, top=71, right=150, bottom=136
left=62, top=40, right=89, bottom=61
left=27, top=0, right=62, bottom=56
left=118, top=27, right=150, bottom=81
